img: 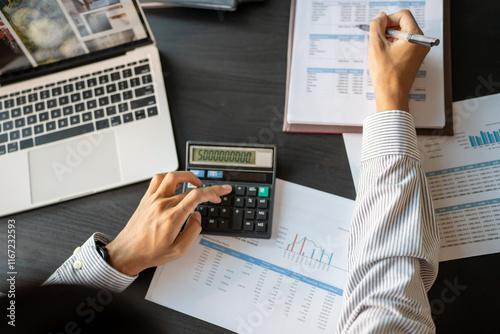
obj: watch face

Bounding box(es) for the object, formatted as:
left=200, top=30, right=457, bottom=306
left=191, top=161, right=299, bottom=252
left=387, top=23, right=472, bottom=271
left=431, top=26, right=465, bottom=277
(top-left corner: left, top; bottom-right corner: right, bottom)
left=95, top=241, right=109, bottom=263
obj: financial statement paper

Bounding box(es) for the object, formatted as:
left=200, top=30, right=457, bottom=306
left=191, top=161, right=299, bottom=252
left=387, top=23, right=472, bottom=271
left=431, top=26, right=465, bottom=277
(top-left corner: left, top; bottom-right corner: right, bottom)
left=344, top=94, right=500, bottom=261
left=286, top=0, right=445, bottom=129
left=146, top=179, right=355, bottom=333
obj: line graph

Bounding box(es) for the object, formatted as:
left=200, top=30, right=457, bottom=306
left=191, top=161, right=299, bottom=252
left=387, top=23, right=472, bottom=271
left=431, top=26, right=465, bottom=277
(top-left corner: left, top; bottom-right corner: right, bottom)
left=286, top=234, right=335, bottom=267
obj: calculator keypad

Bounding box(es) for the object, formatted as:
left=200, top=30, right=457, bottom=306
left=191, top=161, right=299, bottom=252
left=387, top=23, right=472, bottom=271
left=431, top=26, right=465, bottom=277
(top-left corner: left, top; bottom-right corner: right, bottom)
left=196, top=184, right=271, bottom=236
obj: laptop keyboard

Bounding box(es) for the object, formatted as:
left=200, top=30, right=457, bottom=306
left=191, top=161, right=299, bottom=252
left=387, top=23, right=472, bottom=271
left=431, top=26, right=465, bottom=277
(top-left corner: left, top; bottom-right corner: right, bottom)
left=0, top=58, right=159, bottom=155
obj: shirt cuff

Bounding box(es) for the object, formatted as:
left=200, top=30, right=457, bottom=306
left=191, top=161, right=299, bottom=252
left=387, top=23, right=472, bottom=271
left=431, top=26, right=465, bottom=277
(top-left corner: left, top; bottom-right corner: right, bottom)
left=44, top=233, right=137, bottom=293
left=361, top=110, right=420, bottom=162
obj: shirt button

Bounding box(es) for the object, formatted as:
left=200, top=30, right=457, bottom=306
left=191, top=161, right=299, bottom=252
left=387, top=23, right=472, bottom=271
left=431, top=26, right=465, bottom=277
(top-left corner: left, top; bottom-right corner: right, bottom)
left=73, top=246, right=82, bottom=255
left=73, top=260, right=83, bottom=270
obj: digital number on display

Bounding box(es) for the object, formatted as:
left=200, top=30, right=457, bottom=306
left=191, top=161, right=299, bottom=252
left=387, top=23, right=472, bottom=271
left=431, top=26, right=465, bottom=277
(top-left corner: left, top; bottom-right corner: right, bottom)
left=192, top=148, right=256, bottom=165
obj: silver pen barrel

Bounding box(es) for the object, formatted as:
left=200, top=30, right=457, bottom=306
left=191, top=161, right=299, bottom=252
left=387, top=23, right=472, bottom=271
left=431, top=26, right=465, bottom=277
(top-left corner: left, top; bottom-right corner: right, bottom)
left=385, top=29, right=440, bottom=47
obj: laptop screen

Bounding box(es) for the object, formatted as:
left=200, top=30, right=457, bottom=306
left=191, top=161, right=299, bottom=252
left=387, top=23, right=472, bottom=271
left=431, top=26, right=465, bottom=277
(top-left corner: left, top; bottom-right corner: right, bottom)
left=0, top=0, right=151, bottom=83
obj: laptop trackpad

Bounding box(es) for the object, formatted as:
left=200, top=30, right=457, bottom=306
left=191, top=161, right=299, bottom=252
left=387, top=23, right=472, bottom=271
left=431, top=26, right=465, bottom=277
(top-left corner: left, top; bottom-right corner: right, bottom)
left=28, top=131, right=121, bottom=204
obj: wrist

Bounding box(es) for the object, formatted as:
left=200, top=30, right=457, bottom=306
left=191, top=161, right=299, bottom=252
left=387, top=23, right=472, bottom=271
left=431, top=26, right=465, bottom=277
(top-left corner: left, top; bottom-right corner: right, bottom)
left=374, top=90, right=409, bottom=112
left=106, top=239, right=142, bottom=277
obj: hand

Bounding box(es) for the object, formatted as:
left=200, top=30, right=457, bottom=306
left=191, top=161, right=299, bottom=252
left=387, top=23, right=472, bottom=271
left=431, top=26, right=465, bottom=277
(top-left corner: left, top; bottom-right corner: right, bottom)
left=368, top=10, right=430, bottom=112
left=106, top=171, right=232, bottom=276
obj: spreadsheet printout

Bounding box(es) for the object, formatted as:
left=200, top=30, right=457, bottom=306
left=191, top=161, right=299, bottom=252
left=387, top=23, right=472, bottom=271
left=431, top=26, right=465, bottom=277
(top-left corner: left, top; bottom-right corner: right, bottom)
left=344, top=94, right=500, bottom=261
left=146, top=179, right=355, bottom=333
left=418, top=95, right=500, bottom=261
left=287, top=0, right=445, bottom=129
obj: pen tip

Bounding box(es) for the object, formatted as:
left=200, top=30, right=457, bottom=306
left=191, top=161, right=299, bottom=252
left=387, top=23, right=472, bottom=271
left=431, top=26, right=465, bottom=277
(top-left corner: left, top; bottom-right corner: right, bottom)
left=357, top=24, right=370, bottom=32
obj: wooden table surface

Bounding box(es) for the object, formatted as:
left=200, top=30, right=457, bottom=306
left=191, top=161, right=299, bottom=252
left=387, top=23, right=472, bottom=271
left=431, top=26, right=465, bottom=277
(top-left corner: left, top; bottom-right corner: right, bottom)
left=1, top=0, right=499, bottom=332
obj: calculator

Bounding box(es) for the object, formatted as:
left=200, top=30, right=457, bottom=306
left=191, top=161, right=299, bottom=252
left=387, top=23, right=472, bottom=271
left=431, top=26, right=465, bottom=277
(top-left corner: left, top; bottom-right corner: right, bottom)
left=184, top=141, right=276, bottom=239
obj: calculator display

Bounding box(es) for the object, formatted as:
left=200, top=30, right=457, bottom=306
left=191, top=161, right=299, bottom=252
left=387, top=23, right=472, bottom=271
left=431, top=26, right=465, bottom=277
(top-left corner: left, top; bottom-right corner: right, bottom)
left=192, top=148, right=256, bottom=165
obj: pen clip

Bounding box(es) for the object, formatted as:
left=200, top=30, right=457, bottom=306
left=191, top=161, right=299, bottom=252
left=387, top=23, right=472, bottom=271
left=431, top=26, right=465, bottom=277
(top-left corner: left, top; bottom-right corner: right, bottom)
left=407, top=33, right=440, bottom=47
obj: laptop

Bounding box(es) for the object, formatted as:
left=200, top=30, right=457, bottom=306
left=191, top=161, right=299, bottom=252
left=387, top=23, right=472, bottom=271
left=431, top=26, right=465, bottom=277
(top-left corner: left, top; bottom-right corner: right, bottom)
left=0, top=0, right=178, bottom=217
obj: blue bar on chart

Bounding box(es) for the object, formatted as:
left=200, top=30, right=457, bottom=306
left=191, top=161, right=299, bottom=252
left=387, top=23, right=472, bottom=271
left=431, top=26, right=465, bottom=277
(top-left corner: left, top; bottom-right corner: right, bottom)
left=469, top=130, right=500, bottom=147
left=286, top=234, right=334, bottom=266
left=481, top=131, right=488, bottom=144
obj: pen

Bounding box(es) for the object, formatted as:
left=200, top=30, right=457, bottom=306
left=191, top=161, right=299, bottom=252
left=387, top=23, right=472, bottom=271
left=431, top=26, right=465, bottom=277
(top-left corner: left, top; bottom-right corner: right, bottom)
left=357, top=24, right=440, bottom=47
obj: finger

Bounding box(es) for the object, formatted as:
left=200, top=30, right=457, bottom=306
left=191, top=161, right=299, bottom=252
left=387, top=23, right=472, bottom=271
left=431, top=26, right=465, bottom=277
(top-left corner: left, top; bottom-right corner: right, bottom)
left=147, top=173, right=167, bottom=194
left=173, top=185, right=232, bottom=223
left=369, top=11, right=389, bottom=51
left=168, top=212, right=203, bottom=260
left=386, top=10, right=422, bottom=34
left=156, top=171, right=202, bottom=197
left=162, top=184, right=232, bottom=214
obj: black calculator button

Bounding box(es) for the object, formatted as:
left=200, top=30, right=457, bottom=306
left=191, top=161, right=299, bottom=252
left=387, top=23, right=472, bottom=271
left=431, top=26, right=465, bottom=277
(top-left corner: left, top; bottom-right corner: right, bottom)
left=220, top=207, right=230, bottom=218
left=219, top=219, right=229, bottom=230
left=247, top=186, right=258, bottom=196
left=221, top=195, right=232, bottom=206
left=235, top=185, right=246, bottom=196
left=246, top=197, right=256, bottom=208
left=208, top=207, right=219, bottom=217
left=234, top=197, right=245, bottom=207
left=206, top=218, right=217, bottom=229
left=258, top=198, right=268, bottom=209
left=244, top=209, right=255, bottom=220
left=256, top=221, right=267, bottom=232
left=244, top=221, right=254, bottom=231
left=257, top=210, right=268, bottom=220
left=196, top=206, right=208, bottom=217
left=232, top=209, right=243, bottom=230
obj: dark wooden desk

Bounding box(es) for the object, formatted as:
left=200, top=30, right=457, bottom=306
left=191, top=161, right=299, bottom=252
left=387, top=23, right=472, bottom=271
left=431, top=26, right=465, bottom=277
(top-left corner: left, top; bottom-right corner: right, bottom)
left=1, top=0, right=499, bottom=333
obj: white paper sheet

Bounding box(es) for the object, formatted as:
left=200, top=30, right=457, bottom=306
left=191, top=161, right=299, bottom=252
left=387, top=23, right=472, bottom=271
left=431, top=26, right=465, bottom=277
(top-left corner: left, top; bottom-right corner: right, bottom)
left=343, top=94, right=500, bottom=261
left=146, top=179, right=355, bottom=333
left=287, top=0, right=445, bottom=129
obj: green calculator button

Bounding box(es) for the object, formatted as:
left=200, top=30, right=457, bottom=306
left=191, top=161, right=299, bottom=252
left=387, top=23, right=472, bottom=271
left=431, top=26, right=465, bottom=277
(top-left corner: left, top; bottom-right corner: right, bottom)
left=258, top=187, right=269, bottom=197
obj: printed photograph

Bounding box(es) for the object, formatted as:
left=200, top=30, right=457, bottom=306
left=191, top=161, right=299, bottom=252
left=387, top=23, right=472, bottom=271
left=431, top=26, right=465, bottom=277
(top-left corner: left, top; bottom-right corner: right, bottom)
left=61, top=1, right=130, bottom=38
left=85, top=28, right=135, bottom=52
left=0, top=19, right=31, bottom=74
left=85, top=11, right=112, bottom=33
left=63, top=0, right=120, bottom=14
left=0, top=0, right=86, bottom=65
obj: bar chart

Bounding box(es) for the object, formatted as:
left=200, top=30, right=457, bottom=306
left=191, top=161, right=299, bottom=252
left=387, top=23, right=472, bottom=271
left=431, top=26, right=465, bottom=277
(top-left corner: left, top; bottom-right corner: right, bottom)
left=469, top=130, right=500, bottom=147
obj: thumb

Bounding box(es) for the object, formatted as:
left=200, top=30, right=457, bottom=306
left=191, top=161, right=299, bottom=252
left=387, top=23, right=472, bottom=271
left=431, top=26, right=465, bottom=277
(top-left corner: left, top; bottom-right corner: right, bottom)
left=170, top=212, right=202, bottom=259
left=369, top=11, right=388, bottom=49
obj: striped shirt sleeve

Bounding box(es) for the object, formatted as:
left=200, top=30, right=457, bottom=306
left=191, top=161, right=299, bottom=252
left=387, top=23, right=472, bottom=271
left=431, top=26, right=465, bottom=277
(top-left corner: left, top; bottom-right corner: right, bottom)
left=43, top=233, right=137, bottom=293
left=336, top=110, right=440, bottom=333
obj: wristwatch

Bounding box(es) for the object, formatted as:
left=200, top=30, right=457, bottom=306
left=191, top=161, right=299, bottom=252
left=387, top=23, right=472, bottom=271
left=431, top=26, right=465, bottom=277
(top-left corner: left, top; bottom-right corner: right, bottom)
left=95, top=240, right=110, bottom=264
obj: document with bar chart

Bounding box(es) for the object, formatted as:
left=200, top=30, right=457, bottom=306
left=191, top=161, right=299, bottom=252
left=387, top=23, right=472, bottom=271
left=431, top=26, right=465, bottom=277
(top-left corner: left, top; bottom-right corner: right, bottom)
left=146, top=179, right=355, bottom=333
left=343, top=94, right=500, bottom=262
left=284, top=0, right=449, bottom=133
left=419, top=94, right=500, bottom=261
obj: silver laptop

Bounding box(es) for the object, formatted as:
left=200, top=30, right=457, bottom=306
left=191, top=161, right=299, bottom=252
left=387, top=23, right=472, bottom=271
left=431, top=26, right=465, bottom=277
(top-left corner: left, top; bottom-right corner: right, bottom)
left=0, top=0, right=178, bottom=216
